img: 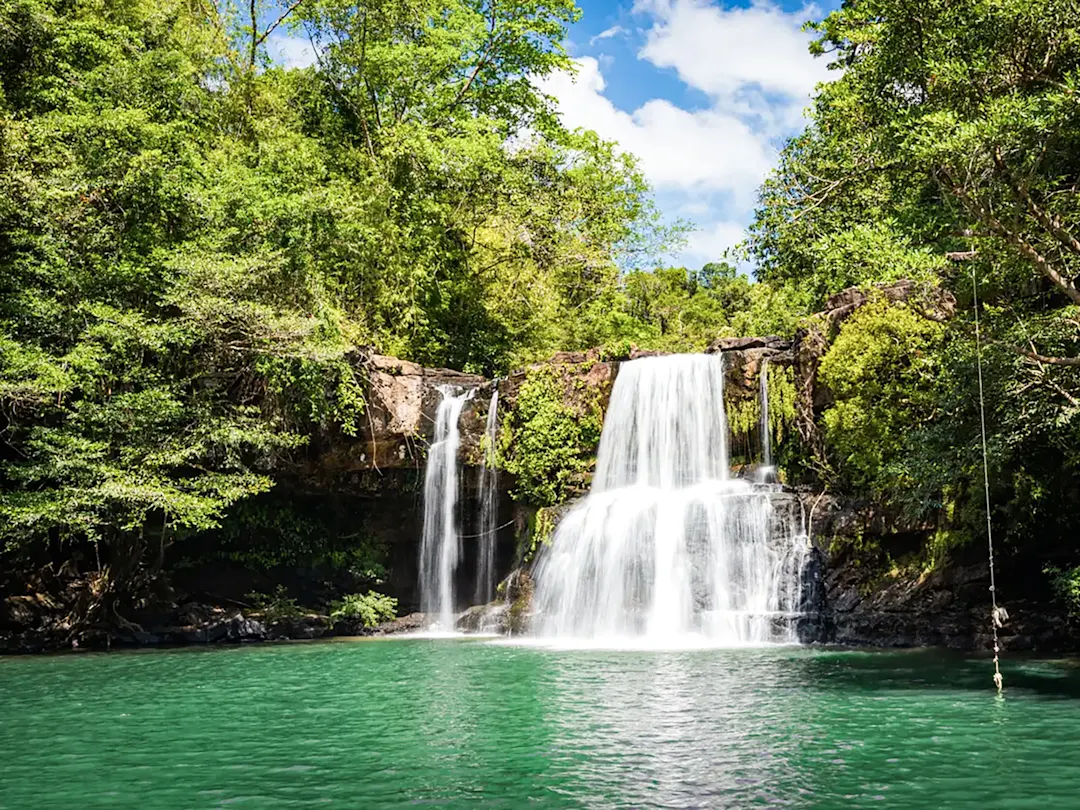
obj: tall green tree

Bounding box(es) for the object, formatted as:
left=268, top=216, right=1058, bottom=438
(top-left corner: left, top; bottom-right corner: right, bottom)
left=0, top=0, right=672, bottom=627
left=749, top=0, right=1080, bottom=552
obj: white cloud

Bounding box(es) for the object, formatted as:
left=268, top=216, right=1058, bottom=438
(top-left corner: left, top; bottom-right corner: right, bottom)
left=266, top=34, right=318, bottom=70
left=638, top=0, right=829, bottom=106
left=590, top=25, right=627, bottom=45
left=538, top=57, right=773, bottom=205
left=682, top=219, right=747, bottom=264
left=540, top=0, right=832, bottom=267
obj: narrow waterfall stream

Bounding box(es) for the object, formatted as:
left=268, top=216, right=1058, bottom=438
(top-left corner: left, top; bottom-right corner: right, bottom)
left=419, top=386, right=473, bottom=629
left=533, top=354, right=807, bottom=644
left=759, top=358, right=773, bottom=480
left=475, top=390, right=500, bottom=605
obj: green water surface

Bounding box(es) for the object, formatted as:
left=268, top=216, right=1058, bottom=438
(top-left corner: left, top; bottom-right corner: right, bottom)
left=2, top=639, right=1079, bottom=809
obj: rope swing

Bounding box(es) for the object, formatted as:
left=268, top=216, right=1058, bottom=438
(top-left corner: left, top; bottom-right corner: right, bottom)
left=972, top=267, right=1006, bottom=693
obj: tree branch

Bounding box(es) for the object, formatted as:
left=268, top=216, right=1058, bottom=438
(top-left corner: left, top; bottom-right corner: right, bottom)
left=1013, top=346, right=1080, bottom=366
left=249, top=0, right=258, bottom=69
left=451, top=0, right=501, bottom=107
left=993, top=148, right=1080, bottom=258
left=939, top=167, right=1080, bottom=305
left=254, top=0, right=311, bottom=49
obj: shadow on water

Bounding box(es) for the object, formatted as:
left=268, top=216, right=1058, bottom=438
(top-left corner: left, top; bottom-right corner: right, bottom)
left=785, top=645, right=1080, bottom=700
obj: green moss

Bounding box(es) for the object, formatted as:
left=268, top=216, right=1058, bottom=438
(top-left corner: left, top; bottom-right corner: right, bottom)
left=518, top=506, right=558, bottom=564
left=499, top=366, right=604, bottom=507
left=506, top=570, right=534, bottom=635
left=766, top=363, right=797, bottom=447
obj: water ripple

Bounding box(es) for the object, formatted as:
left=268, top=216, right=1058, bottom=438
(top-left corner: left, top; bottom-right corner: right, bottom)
left=1, top=641, right=1080, bottom=808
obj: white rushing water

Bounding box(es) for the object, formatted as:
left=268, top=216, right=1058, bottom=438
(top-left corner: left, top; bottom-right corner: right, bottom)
left=760, top=358, right=772, bottom=470
left=474, top=390, right=500, bottom=605
left=419, top=386, right=473, bottom=630
left=532, top=354, right=807, bottom=645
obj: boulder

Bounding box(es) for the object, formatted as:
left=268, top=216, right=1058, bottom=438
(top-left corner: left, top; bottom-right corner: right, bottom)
left=706, top=335, right=791, bottom=354
left=456, top=602, right=510, bottom=633
left=0, top=597, right=41, bottom=631
left=370, top=611, right=427, bottom=635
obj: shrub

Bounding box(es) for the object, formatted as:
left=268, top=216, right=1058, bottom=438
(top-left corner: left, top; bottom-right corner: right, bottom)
left=329, top=591, right=398, bottom=628
left=246, top=585, right=304, bottom=621
left=1045, top=565, right=1080, bottom=618
left=499, top=367, right=604, bottom=507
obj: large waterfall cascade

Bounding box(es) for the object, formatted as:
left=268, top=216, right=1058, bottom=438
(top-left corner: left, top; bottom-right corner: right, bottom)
left=533, top=354, right=808, bottom=644
left=474, top=390, right=500, bottom=605
left=419, top=386, right=474, bottom=630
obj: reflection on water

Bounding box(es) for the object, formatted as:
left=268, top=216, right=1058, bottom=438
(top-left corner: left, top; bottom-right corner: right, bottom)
left=2, top=641, right=1080, bottom=809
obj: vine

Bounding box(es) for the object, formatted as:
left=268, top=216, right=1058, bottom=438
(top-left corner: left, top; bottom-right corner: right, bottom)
left=256, top=355, right=366, bottom=436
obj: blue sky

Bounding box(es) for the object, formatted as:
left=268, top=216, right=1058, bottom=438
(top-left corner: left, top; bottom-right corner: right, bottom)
left=268, top=0, right=842, bottom=268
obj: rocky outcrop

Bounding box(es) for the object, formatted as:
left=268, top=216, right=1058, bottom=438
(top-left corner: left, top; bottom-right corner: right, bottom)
left=791, top=281, right=956, bottom=460
left=707, top=335, right=791, bottom=354
left=821, top=279, right=956, bottom=325
left=307, top=349, right=619, bottom=477
left=311, top=354, right=484, bottom=474
left=707, top=336, right=793, bottom=404
left=800, top=492, right=1074, bottom=651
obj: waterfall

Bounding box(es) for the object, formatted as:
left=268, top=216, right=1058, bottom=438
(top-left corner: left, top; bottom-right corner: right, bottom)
left=759, top=358, right=773, bottom=478
left=474, top=390, right=500, bottom=605
left=419, top=386, right=473, bottom=630
left=532, top=354, right=806, bottom=644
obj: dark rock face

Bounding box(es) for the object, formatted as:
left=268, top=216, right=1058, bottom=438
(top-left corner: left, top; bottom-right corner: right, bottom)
left=799, top=493, right=1075, bottom=652
left=707, top=335, right=791, bottom=354
left=1, top=597, right=42, bottom=631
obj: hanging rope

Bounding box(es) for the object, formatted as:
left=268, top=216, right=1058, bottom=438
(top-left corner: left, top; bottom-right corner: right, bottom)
left=972, top=268, right=1006, bottom=693
left=458, top=519, right=516, bottom=540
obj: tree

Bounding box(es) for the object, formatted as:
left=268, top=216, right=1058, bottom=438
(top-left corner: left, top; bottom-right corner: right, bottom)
left=0, top=0, right=673, bottom=630
left=748, top=0, right=1080, bottom=558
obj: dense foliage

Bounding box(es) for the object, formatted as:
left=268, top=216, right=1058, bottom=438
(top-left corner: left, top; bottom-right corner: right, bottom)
left=4, top=0, right=1080, bottom=633
left=748, top=0, right=1080, bottom=571
left=498, top=365, right=603, bottom=507
left=0, top=0, right=685, bottom=624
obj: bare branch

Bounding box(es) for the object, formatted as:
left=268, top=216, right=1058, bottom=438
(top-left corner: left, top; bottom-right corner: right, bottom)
left=451, top=0, right=501, bottom=108
left=993, top=148, right=1080, bottom=258
left=939, top=167, right=1080, bottom=305
left=254, top=0, right=311, bottom=49
left=1014, top=346, right=1080, bottom=366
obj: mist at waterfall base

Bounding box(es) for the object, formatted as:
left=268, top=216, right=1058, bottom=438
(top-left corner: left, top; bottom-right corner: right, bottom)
left=532, top=354, right=808, bottom=647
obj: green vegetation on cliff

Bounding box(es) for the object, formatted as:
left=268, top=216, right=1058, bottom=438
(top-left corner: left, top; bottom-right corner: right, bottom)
left=3, top=0, right=1080, bottom=633
left=499, top=365, right=604, bottom=507
left=747, top=0, right=1080, bottom=585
